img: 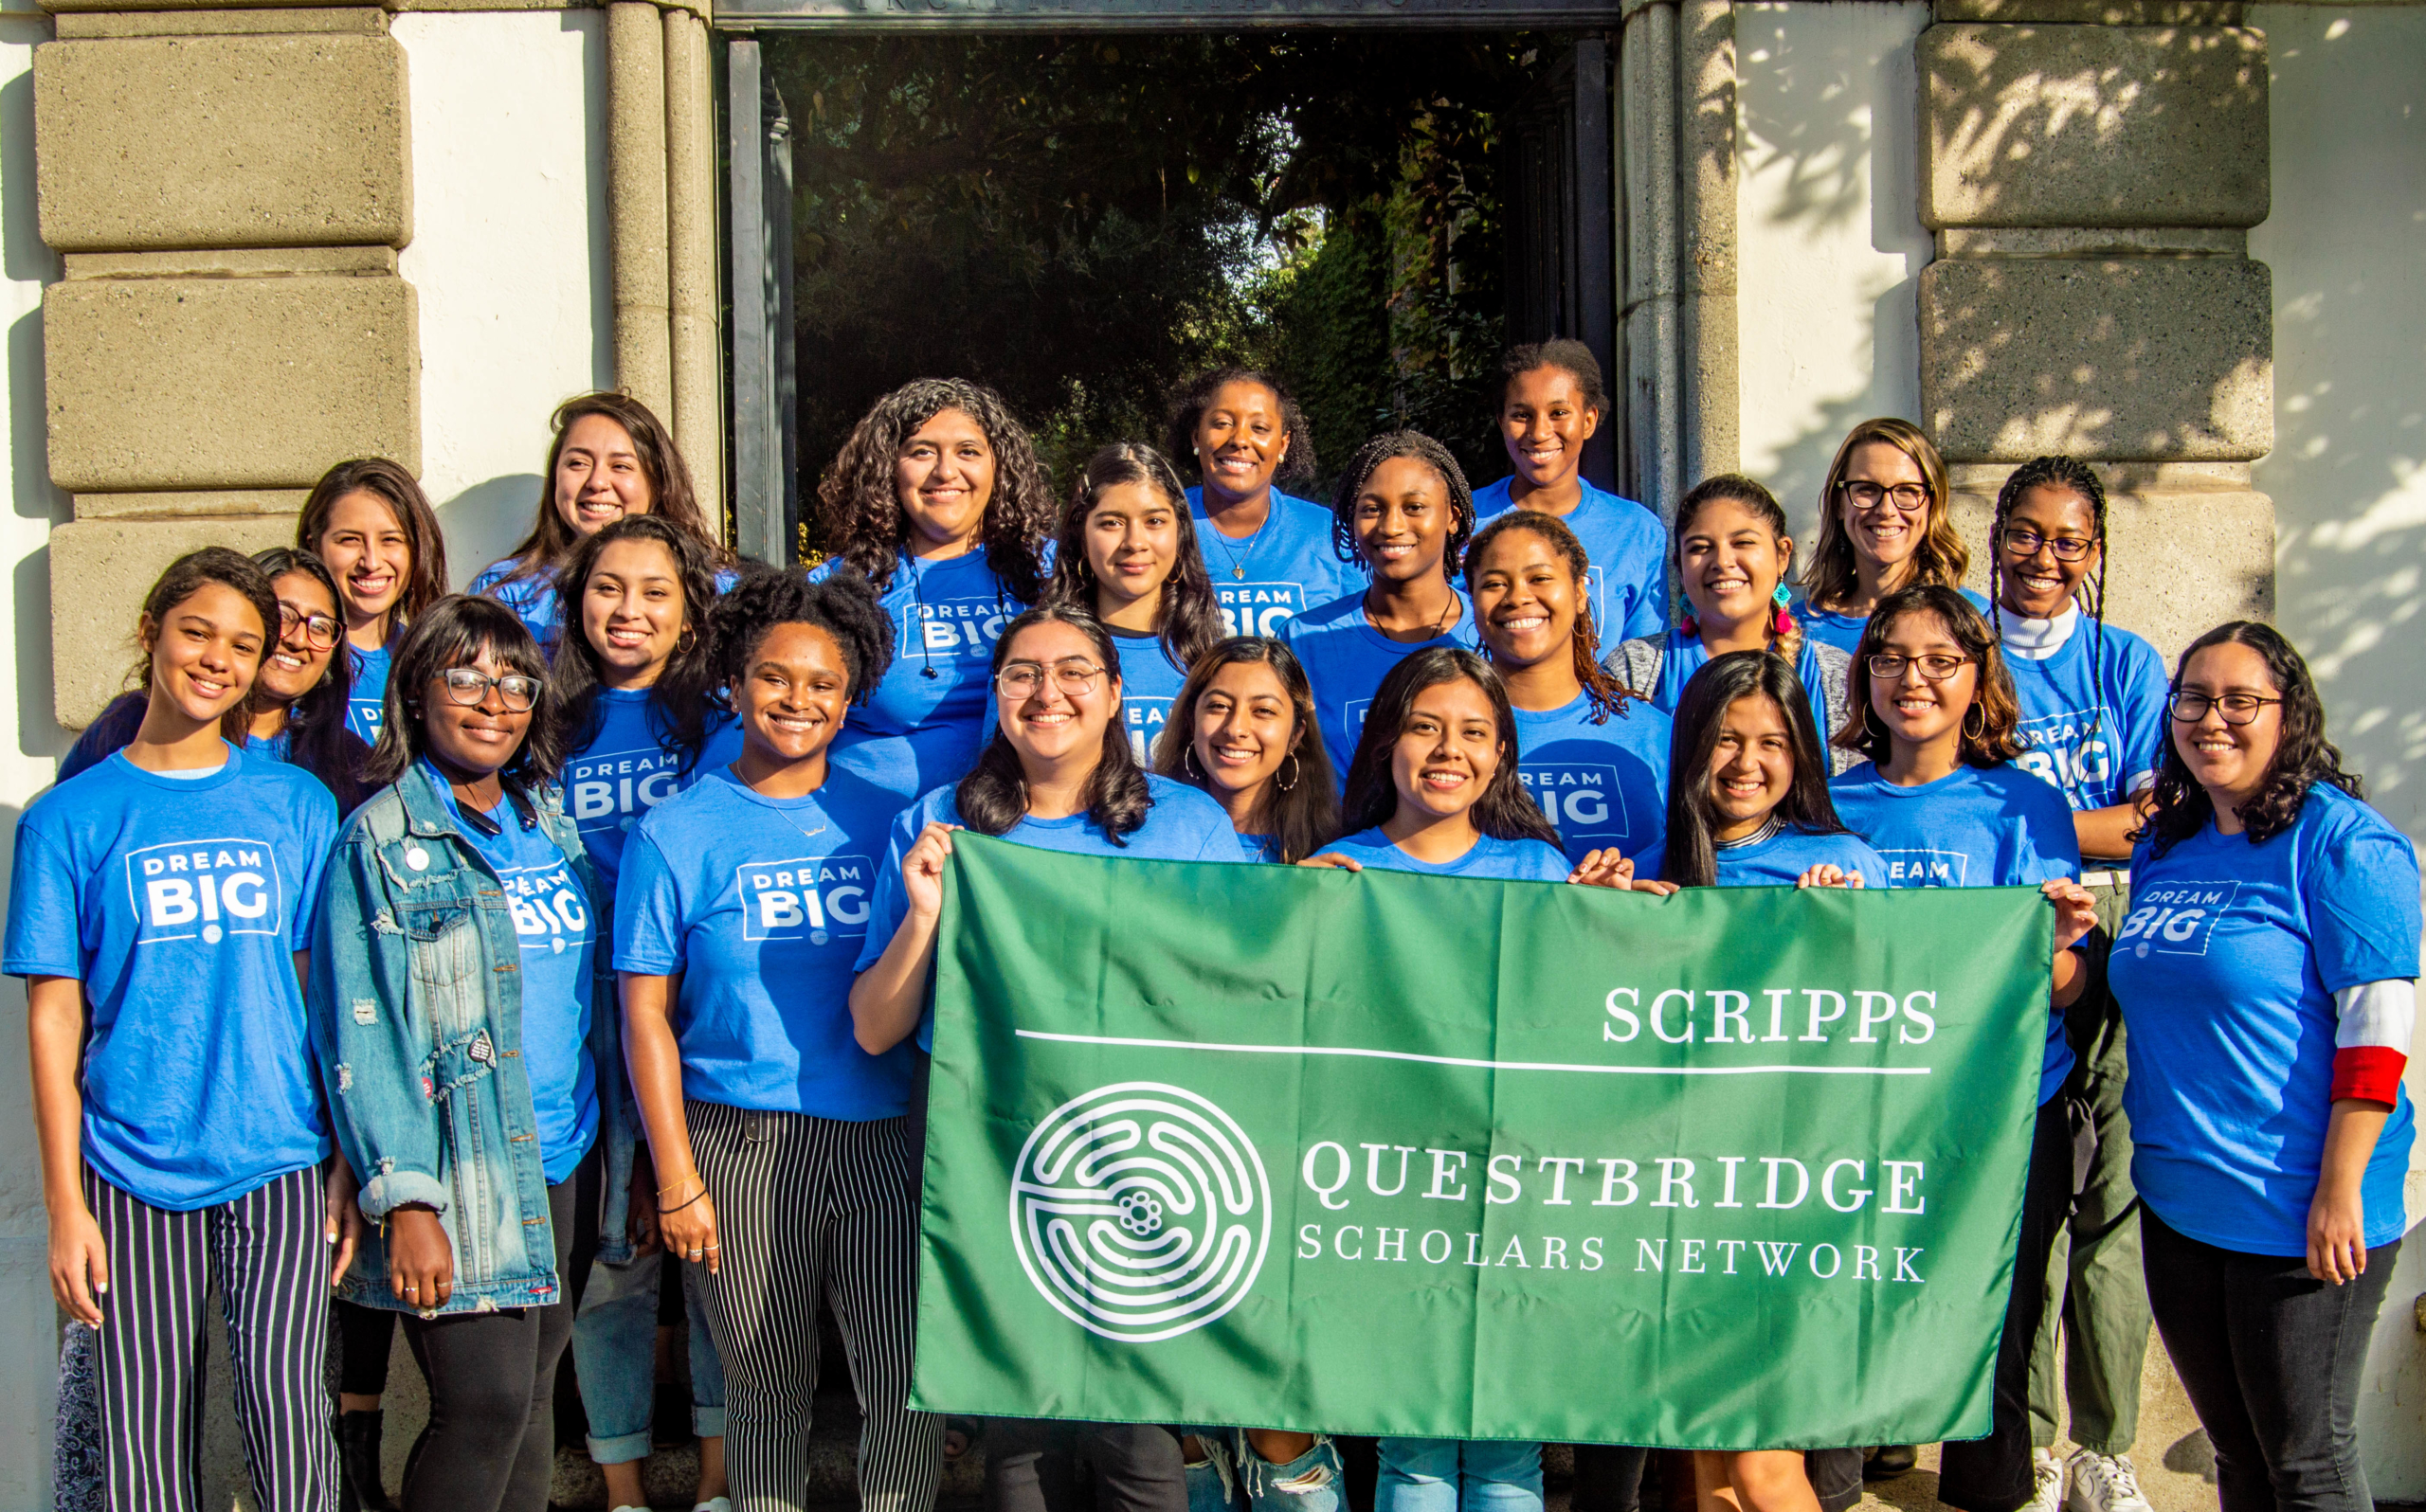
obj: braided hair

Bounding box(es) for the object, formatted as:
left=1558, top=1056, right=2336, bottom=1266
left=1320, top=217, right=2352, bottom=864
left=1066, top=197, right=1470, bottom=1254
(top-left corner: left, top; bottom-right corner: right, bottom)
left=1990, top=455, right=2110, bottom=784
left=1328, top=431, right=1477, bottom=577
left=1463, top=510, right=1638, bottom=723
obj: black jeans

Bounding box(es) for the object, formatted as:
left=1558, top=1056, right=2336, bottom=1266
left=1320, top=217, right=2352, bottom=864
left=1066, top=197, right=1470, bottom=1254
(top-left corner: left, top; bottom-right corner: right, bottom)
left=398, top=1145, right=602, bottom=1512
left=1937, top=1097, right=2072, bottom=1512
left=987, top=1419, right=1188, bottom=1512
left=2142, top=1209, right=2399, bottom=1512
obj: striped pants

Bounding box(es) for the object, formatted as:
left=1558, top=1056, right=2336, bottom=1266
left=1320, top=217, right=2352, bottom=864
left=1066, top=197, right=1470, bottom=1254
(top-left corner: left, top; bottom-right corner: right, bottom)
left=685, top=1099, right=944, bottom=1512
left=85, top=1163, right=338, bottom=1512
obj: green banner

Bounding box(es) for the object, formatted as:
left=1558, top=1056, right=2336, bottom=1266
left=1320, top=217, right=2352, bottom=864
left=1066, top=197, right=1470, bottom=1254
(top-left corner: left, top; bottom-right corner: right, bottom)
left=910, top=836, right=2051, bottom=1449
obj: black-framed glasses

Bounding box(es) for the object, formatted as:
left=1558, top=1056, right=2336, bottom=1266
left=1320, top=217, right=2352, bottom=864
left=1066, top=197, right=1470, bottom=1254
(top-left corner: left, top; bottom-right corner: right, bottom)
left=2169, top=691, right=2281, bottom=726
left=2001, top=526, right=2097, bottom=563
left=437, top=668, right=541, bottom=711
left=996, top=658, right=1107, bottom=700
left=277, top=603, right=342, bottom=651
left=1838, top=480, right=1930, bottom=513
left=1866, top=652, right=1972, bottom=681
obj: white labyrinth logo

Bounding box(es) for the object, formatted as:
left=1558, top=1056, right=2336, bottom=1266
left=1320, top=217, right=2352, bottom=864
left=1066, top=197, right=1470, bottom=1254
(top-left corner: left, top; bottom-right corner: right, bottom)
left=1009, top=1083, right=1270, bottom=1342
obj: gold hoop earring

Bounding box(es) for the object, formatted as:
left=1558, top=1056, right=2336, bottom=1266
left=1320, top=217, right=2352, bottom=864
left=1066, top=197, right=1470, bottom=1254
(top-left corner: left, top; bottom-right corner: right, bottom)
left=1182, top=745, right=1204, bottom=780
left=1276, top=752, right=1301, bottom=793
left=1964, top=704, right=1986, bottom=740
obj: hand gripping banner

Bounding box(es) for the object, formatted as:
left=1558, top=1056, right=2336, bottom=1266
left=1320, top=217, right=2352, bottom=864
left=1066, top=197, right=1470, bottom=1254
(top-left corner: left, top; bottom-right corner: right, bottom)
left=908, top=836, right=2052, bottom=1449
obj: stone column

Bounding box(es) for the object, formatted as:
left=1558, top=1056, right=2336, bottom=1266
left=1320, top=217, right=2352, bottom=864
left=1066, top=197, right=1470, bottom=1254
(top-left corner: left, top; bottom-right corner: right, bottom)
left=1915, top=0, right=2272, bottom=657
left=34, top=4, right=418, bottom=727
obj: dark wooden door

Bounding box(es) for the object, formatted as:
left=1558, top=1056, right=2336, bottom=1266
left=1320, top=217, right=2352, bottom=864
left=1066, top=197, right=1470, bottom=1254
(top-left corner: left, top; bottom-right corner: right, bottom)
left=1500, top=37, right=1618, bottom=491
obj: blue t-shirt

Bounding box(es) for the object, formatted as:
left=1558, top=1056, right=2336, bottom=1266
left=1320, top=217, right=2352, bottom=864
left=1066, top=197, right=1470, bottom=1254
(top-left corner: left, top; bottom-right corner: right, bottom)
left=857, top=774, right=1245, bottom=1050
left=1109, top=628, right=1188, bottom=765
left=441, top=772, right=599, bottom=1183
left=1186, top=486, right=1362, bottom=639
left=1277, top=587, right=1481, bottom=777
left=1830, top=761, right=2080, bottom=1104
left=1794, top=586, right=1991, bottom=657
left=1320, top=825, right=1571, bottom=882
left=4, top=746, right=339, bottom=1210
left=346, top=641, right=390, bottom=747
left=818, top=550, right=1033, bottom=801
left=616, top=766, right=912, bottom=1118
left=1472, top=477, right=1669, bottom=644
left=1512, top=694, right=1671, bottom=866
left=1641, top=627, right=1844, bottom=755
left=2003, top=619, right=2171, bottom=816
left=562, top=690, right=745, bottom=894
left=1237, top=832, right=1286, bottom=864
left=470, top=558, right=561, bottom=658
left=61, top=693, right=299, bottom=784
left=2109, top=787, right=2421, bottom=1256
left=1637, top=825, right=1888, bottom=891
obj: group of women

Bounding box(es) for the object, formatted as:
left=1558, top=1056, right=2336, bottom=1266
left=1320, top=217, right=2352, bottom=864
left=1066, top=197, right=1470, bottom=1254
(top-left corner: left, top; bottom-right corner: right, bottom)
left=8, top=341, right=2415, bottom=1512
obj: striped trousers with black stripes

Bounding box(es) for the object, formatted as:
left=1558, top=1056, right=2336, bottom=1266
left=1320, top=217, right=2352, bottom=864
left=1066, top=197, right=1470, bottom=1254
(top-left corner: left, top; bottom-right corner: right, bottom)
left=85, top=1163, right=339, bottom=1512
left=686, top=1099, right=944, bottom=1512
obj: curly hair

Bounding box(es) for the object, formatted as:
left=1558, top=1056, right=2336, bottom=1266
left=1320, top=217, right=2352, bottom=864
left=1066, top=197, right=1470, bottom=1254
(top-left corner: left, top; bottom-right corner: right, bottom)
left=495, top=391, right=729, bottom=589
left=366, top=595, right=567, bottom=810
left=2141, top=621, right=2361, bottom=856
left=1163, top=368, right=1317, bottom=493
left=1798, top=418, right=1967, bottom=613
left=706, top=563, right=896, bottom=710
left=1675, top=474, right=1807, bottom=665
left=956, top=605, right=1151, bottom=844
left=1837, top=585, right=2026, bottom=770
left=1151, top=636, right=1340, bottom=865
left=813, top=378, right=1054, bottom=603
left=548, top=517, right=728, bottom=775
left=1328, top=430, right=1478, bottom=578
left=1495, top=338, right=1607, bottom=417
left=1463, top=510, right=1638, bottom=723
left=1335, top=647, right=1561, bottom=848
left=1047, top=442, right=1225, bottom=675
left=1662, top=650, right=1850, bottom=888
left=297, top=458, right=451, bottom=634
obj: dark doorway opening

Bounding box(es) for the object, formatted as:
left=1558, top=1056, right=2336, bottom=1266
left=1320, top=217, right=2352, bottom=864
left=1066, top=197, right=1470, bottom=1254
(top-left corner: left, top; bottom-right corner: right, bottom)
left=738, top=29, right=1615, bottom=560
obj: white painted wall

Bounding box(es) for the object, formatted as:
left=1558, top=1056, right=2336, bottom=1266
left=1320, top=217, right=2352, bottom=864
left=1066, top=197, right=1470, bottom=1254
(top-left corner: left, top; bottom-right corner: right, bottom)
left=393, top=8, right=612, bottom=591
left=0, top=4, right=72, bottom=1503
left=2249, top=7, right=2426, bottom=1495
left=1732, top=0, right=1935, bottom=549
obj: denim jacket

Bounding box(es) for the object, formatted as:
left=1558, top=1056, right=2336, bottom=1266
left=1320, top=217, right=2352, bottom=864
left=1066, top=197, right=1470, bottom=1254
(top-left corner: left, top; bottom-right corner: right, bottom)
left=309, top=762, right=636, bottom=1315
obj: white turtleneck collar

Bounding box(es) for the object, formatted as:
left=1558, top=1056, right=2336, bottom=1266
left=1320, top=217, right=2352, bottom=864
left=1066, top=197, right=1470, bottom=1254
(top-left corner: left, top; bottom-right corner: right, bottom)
left=1995, top=600, right=2079, bottom=661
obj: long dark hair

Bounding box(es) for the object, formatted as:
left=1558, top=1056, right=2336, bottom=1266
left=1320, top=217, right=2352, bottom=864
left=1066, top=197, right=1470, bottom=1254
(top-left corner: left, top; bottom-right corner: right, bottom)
left=1336, top=648, right=1560, bottom=847
left=955, top=605, right=1151, bottom=844
left=250, top=547, right=373, bottom=812
left=366, top=595, right=566, bottom=813
left=1798, top=418, right=1967, bottom=612
left=1674, top=474, right=1807, bottom=664
left=814, top=377, right=1054, bottom=602
left=297, top=458, right=450, bottom=633
left=549, top=516, right=725, bottom=774
left=1837, top=585, right=2026, bottom=770
left=1662, top=651, right=1848, bottom=888
left=707, top=563, right=896, bottom=707
left=1049, top=442, right=1224, bottom=675
left=2141, top=621, right=2361, bottom=856
left=129, top=547, right=281, bottom=745
left=1151, top=637, right=1340, bottom=864
left=1464, top=509, right=1638, bottom=721
left=1164, top=368, right=1318, bottom=493
left=1329, top=431, right=1478, bottom=577
left=495, top=391, right=730, bottom=588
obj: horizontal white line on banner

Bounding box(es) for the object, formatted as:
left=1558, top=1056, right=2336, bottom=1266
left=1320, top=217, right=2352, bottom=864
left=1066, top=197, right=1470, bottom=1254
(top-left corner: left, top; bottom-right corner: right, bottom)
left=1011, top=1030, right=1932, bottom=1075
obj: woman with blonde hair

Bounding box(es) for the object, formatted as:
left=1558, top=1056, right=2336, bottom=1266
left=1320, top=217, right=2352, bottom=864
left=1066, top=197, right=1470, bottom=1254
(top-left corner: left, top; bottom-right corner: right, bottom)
left=1792, top=418, right=1980, bottom=657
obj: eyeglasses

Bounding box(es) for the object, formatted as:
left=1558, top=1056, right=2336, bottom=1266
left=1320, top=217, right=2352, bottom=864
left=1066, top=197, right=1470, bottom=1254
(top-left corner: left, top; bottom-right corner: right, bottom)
left=278, top=603, right=342, bottom=651
left=2001, top=527, right=2096, bottom=563
left=437, top=668, right=541, bottom=711
left=1838, top=480, right=1931, bottom=513
left=1866, top=653, right=1972, bottom=681
left=996, top=659, right=1107, bottom=700
left=2168, top=691, right=2281, bottom=726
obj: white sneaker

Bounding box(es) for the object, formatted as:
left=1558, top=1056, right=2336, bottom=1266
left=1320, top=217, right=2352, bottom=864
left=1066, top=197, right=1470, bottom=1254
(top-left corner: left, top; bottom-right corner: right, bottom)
left=2026, top=1450, right=2067, bottom=1512
left=2066, top=1451, right=2152, bottom=1512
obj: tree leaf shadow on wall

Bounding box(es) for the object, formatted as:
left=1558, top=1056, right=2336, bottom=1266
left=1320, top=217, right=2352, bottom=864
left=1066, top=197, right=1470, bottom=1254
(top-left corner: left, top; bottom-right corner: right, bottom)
left=434, top=473, right=543, bottom=593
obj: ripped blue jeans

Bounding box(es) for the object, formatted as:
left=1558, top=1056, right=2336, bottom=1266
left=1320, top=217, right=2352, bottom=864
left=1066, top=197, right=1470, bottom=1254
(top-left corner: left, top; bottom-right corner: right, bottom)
left=1186, top=1429, right=1345, bottom=1512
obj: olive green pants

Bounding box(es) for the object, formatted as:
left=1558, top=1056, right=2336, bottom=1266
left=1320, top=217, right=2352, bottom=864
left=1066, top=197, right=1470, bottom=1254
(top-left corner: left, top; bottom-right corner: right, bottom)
left=2028, top=878, right=2154, bottom=1456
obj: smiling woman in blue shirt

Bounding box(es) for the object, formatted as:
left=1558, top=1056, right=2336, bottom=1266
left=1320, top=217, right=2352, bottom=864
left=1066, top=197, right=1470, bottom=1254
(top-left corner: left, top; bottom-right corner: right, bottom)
left=9, top=548, right=347, bottom=1511
left=2109, top=621, right=2418, bottom=1512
